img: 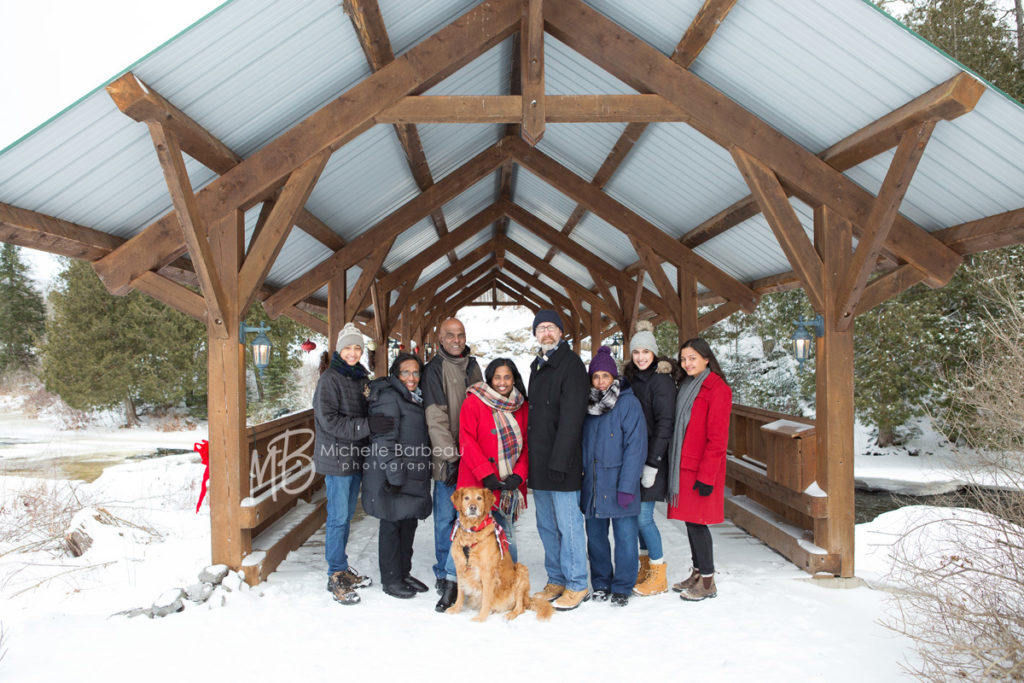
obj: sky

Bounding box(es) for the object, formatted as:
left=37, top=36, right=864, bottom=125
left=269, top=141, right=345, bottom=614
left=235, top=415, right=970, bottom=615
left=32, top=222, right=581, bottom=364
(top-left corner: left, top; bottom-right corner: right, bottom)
left=0, top=0, right=225, bottom=287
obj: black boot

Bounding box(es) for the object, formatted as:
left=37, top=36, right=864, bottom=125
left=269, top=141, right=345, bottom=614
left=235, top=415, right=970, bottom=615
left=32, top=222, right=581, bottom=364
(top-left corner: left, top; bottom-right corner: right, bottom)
left=383, top=582, right=416, bottom=599
left=435, top=579, right=458, bottom=612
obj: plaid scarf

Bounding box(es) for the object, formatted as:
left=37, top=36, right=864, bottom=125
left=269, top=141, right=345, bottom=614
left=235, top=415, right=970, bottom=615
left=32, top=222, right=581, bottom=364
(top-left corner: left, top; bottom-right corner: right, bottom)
left=465, top=381, right=525, bottom=520
left=587, top=378, right=622, bottom=415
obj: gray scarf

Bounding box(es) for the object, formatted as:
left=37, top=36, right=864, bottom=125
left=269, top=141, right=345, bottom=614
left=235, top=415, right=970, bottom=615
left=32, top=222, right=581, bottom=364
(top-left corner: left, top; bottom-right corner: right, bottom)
left=668, top=368, right=710, bottom=506
left=587, top=378, right=621, bottom=416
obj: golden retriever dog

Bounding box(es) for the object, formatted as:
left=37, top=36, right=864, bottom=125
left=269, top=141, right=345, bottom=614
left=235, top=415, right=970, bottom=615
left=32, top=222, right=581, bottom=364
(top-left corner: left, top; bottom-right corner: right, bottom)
left=446, top=487, right=553, bottom=623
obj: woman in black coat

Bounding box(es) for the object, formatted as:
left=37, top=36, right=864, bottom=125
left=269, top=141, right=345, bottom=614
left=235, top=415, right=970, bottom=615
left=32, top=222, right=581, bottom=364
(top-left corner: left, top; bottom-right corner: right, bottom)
left=365, top=353, right=432, bottom=599
left=622, top=321, right=678, bottom=596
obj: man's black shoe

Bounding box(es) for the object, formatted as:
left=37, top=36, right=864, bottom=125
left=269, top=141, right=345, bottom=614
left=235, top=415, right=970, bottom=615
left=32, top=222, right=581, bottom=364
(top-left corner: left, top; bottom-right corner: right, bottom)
left=435, top=579, right=458, bottom=612
left=403, top=575, right=429, bottom=593
left=383, top=582, right=417, bottom=599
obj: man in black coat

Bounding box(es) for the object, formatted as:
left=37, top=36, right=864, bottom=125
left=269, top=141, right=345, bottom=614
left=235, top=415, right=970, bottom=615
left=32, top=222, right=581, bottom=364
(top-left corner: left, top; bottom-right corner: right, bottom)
left=526, top=310, right=591, bottom=611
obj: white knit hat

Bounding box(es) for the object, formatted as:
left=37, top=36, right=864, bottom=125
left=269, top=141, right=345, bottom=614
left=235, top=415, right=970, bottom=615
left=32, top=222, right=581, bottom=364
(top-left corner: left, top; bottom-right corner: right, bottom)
left=628, top=320, right=659, bottom=355
left=335, top=323, right=364, bottom=352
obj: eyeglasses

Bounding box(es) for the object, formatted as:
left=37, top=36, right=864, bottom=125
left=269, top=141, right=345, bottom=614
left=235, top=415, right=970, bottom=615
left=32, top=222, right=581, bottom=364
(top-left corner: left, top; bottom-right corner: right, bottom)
left=398, top=370, right=421, bottom=378
left=535, top=324, right=560, bottom=333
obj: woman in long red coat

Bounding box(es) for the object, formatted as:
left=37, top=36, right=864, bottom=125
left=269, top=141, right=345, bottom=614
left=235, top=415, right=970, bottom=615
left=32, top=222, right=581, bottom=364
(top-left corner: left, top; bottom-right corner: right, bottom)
left=456, top=358, right=529, bottom=562
left=667, top=338, right=731, bottom=602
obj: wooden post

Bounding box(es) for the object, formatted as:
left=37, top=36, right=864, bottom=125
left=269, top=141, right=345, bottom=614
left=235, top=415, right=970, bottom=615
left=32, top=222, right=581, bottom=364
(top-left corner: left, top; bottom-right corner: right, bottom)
left=815, top=205, right=855, bottom=577
left=328, top=271, right=346, bottom=351
left=371, top=283, right=389, bottom=377
left=206, top=209, right=251, bottom=569
left=678, top=270, right=698, bottom=347
left=590, top=306, right=602, bottom=356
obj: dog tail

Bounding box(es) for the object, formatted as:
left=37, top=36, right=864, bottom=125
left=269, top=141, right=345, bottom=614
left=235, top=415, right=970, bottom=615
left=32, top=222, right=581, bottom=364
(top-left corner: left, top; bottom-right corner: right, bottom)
left=529, top=596, right=554, bottom=621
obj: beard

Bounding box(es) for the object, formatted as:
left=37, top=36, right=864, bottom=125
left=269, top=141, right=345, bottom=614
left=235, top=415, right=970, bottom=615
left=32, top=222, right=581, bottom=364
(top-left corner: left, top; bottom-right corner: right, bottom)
left=539, top=340, right=559, bottom=353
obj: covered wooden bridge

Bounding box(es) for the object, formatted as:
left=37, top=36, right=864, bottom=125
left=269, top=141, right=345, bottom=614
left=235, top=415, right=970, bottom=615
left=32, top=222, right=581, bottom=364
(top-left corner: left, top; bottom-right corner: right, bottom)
left=2, top=0, right=1024, bottom=583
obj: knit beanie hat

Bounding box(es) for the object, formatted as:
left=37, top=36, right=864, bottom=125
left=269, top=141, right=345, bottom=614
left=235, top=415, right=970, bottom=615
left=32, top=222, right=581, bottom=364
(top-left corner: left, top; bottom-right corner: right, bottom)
left=532, top=309, right=564, bottom=335
left=335, top=323, right=364, bottom=352
left=588, top=345, right=619, bottom=378
left=629, top=320, right=659, bottom=356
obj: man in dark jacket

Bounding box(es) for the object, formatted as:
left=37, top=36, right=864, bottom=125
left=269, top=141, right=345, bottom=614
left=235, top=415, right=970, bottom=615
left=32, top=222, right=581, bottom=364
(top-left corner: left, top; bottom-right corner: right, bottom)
left=527, top=310, right=590, bottom=610
left=421, top=317, right=482, bottom=611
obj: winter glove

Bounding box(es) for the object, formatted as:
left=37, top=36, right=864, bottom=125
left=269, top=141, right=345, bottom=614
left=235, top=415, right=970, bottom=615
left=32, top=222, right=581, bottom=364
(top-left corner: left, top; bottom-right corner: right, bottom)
left=444, top=459, right=460, bottom=487
left=693, top=480, right=713, bottom=497
left=547, top=469, right=565, bottom=483
left=501, top=474, right=523, bottom=491
left=617, top=491, right=635, bottom=508
left=368, top=414, right=395, bottom=434
left=641, top=465, right=658, bottom=488
left=383, top=481, right=401, bottom=495
left=482, top=474, right=502, bottom=490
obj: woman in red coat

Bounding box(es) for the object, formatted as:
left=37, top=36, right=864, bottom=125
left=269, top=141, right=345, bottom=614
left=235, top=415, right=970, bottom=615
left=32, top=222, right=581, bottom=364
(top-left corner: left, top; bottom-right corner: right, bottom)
left=667, top=338, right=731, bottom=602
left=456, top=358, right=529, bottom=562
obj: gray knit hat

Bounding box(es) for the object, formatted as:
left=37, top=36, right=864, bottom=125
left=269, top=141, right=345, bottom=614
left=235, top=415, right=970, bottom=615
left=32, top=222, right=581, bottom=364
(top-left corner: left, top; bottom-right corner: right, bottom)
left=629, top=320, right=659, bottom=355
left=335, top=323, right=364, bottom=352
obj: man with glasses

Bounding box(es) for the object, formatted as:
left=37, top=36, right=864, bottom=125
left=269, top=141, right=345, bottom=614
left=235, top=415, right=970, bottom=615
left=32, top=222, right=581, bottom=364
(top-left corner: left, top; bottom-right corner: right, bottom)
left=422, top=317, right=483, bottom=611
left=527, top=310, right=591, bottom=610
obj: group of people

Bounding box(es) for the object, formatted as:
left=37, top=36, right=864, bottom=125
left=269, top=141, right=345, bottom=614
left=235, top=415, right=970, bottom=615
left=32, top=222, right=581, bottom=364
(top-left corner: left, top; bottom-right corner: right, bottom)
left=311, top=309, right=732, bottom=612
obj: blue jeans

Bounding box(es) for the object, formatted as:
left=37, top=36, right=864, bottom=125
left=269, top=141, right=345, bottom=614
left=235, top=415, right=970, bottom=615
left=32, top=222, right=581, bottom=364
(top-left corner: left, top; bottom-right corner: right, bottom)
left=432, top=480, right=457, bottom=580
left=533, top=489, right=588, bottom=591
left=443, top=506, right=519, bottom=580
left=637, top=501, right=664, bottom=561
left=324, top=473, right=361, bottom=576
left=585, top=515, right=640, bottom=595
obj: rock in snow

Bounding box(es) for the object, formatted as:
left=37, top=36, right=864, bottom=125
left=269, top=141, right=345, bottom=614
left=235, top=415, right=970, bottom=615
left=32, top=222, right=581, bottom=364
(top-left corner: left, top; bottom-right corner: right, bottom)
left=151, top=589, right=185, bottom=617
left=199, top=564, right=229, bottom=585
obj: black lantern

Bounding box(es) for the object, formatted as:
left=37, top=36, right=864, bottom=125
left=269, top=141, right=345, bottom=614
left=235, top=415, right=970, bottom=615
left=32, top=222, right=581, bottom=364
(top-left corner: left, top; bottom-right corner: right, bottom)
left=791, top=315, right=824, bottom=370
left=239, top=322, right=272, bottom=378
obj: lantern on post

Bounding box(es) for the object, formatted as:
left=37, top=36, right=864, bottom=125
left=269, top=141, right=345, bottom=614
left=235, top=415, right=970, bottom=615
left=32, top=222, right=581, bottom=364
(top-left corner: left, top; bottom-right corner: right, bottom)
left=791, top=314, right=824, bottom=371
left=239, top=322, right=272, bottom=379
left=610, top=332, right=623, bottom=360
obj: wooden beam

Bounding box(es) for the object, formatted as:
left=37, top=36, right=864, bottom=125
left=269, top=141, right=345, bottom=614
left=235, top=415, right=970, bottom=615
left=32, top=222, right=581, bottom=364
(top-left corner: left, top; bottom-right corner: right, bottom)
left=262, top=141, right=510, bottom=318
left=502, top=261, right=574, bottom=313
left=92, top=0, right=520, bottom=295
left=544, top=0, right=961, bottom=288
left=853, top=265, right=927, bottom=318
left=520, top=0, right=545, bottom=145
left=378, top=202, right=502, bottom=291
left=731, top=146, right=824, bottom=313
left=284, top=304, right=328, bottom=337
left=147, top=121, right=230, bottom=339
left=834, top=120, right=935, bottom=329
left=133, top=272, right=207, bottom=323
left=504, top=240, right=615, bottom=316
left=238, top=150, right=332, bottom=316
left=934, top=206, right=1024, bottom=255
left=376, top=94, right=687, bottom=124
left=495, top=277, right=551, bottom=312
left=507, top=138, right=758, bottom=311
left=587, top=267, right=624, bottom=322
left=673, top=0, right=738, bottom=66
left=631, top=237, right=680, bottom=324
left=0, top=202, right=123, bottom=261
left=678, top=270, right=698, bottom=344
left=347, top=238, right=395, bottom=319
left=698, top=300, right=740, bottom=331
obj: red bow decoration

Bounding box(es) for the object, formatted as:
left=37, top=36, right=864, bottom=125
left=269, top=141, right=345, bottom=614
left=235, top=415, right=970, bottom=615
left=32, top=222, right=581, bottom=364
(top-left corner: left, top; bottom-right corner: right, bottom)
left=194, top=439, right=210, bottom=513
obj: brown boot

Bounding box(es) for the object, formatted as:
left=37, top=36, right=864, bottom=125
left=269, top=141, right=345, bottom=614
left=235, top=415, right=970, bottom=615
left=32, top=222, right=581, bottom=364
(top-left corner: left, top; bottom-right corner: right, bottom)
left=680, top=574, right=717, bottom=601
left=532, top=583, right=565, bottom=602
left=672, top=568, right=700, bottom=593
left=635, top=554, right=651, bottom=587
left=633, top=561, right=668, bottom=596
left=553, top=588, right=590, bottom=611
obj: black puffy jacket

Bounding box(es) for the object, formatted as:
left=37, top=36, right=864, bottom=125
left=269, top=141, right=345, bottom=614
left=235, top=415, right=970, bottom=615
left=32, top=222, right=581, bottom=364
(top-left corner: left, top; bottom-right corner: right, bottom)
left=629, top=361, right=677, bottom=502
left=526, top=342, right=589, bottom=492
left=362, top=376, right=432, bottom=522
left=312, top=358, right=370, bottom=477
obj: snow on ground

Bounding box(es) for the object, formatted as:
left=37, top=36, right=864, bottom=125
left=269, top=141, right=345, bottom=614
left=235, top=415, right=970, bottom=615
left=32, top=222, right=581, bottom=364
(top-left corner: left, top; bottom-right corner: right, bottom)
left=0, top=449, right=919, bottom=682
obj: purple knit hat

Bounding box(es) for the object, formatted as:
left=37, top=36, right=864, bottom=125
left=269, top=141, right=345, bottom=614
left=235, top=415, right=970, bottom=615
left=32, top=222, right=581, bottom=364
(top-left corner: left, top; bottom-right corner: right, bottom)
left=588, top=345, right=619, bottom=378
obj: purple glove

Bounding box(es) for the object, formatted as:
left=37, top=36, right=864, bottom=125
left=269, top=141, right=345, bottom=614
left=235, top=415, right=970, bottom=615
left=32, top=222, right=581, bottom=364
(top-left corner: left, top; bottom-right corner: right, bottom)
left=617, top=491, right=635, bottom=508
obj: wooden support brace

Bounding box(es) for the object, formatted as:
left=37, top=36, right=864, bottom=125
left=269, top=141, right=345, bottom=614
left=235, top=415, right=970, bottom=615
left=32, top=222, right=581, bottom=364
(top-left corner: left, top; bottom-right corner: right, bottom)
left=520, top=0, right=545, bottom=145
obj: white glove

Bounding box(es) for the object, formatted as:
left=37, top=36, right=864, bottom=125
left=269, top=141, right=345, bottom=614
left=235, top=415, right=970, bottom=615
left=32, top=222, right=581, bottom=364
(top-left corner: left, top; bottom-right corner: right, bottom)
left=641, top=465, right=658, bottom=488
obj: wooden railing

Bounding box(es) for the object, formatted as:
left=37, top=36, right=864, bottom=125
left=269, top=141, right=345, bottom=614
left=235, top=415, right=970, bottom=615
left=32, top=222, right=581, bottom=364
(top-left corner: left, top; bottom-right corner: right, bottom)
left=725, top=404, right=839, bottom=575
left=238, top=409, right=327, bottom=584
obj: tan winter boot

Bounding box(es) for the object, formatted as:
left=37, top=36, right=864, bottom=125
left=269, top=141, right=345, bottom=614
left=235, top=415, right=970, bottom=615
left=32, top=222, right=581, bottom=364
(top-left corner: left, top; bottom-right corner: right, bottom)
left=680, top=574, right=717, bottom=601
left=633, top=561, right=668, bottom=596
left=635, top=554, right=651, bottom=587
left=671, top=568, right=700, bottom=593
left=532, top=583, right=565, bottom=602
left=553, top=588, right=590, bottom=611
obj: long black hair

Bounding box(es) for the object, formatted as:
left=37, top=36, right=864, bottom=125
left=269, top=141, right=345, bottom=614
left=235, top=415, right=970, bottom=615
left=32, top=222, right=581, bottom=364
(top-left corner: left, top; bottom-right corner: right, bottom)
left=484, top=358, right=527, bottom=399
left=679, top=337, right=727, bottom=384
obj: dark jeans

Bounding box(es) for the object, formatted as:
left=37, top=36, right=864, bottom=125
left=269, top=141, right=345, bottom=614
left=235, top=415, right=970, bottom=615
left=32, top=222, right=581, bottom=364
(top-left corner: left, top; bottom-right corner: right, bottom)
left=686, top=522, right=714, bottom=575
left=378, top=518, right=417, bottom=586
left=585, top=515, right=639, bottom=595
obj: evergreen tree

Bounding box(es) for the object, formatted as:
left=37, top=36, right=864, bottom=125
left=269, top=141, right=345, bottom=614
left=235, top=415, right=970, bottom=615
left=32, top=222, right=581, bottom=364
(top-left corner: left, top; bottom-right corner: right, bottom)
left=0, top=244, right=46, bottom=372
left=41, top=259, right=206, bottom=426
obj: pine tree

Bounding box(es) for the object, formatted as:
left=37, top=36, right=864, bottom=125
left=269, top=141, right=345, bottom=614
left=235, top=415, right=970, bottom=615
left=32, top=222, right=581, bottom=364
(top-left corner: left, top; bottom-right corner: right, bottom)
left=40, top=259, right=206, bottom=426
left=0, top=244, right=46, bottom=372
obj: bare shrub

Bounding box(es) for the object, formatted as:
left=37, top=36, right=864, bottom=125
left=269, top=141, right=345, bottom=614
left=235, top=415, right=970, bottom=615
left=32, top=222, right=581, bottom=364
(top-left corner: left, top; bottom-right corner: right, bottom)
left=889, top=264, right=1024, bottom=681
left=0, top=479, right=92, bottom=555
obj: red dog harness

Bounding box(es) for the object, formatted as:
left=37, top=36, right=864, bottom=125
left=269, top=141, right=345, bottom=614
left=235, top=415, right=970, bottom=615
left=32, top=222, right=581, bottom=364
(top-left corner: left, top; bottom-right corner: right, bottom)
left=451, top=514, right=510, bottom=559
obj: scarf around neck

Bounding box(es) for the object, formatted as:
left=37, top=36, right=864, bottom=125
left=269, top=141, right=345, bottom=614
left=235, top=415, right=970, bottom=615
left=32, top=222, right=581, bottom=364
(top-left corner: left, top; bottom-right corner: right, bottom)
left=587, top=378, right=622, bottom=416
left=668, top=368, right=710, bottom=506
left=330, top=352, right=368, bottom=379
left=465, top=381, right=525, bottom=520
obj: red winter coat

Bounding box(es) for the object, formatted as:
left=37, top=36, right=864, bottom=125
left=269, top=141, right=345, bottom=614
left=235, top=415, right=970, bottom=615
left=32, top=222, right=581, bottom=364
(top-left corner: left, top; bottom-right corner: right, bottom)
left=457, top=393, right=530, bottom=508
left=667, top=372, right=732, bottom=525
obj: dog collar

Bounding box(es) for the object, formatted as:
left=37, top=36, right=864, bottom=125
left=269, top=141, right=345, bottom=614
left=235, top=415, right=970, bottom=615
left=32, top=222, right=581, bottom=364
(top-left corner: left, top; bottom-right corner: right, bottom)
left=450, top=515, right=509, bottom=559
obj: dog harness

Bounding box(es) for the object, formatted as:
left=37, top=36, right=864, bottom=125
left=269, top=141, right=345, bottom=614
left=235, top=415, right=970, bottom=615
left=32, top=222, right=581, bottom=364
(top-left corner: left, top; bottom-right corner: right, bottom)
left=451, top=514, right=510, bottom=560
